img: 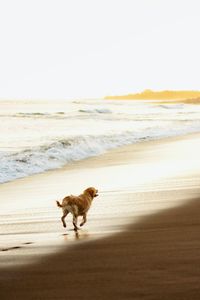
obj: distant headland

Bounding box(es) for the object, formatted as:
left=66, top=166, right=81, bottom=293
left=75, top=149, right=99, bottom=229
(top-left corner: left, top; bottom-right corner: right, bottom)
left=105, top=90, right=200, bottom=101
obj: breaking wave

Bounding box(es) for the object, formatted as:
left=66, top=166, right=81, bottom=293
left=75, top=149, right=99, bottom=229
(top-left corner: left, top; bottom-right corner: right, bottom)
left=79, top=108, right=112, bottom=114
left=1, top=123, right=200, bottom=184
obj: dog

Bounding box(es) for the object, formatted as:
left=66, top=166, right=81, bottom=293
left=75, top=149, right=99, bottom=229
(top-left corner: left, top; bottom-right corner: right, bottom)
left=56, top=187, right=98, bottom=231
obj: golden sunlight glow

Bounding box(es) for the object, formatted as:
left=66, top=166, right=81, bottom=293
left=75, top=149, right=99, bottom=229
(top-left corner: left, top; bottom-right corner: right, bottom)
left=105, top=90, right=200, bottom=101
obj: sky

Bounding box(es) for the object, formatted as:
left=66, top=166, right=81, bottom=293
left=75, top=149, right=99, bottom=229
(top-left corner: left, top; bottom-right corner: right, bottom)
left=0, top=0, right=200, bottom=100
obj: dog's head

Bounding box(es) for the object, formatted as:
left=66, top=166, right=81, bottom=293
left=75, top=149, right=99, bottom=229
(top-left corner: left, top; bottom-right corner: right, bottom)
left=84, top=187, right=98, bottom=198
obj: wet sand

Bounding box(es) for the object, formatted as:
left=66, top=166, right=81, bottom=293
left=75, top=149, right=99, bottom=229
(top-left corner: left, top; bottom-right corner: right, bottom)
left=1, top=133, right=200, bottom=299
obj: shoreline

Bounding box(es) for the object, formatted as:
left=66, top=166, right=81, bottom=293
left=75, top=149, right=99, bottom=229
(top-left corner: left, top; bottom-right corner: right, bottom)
left=1, top=133, right=200, bottom=298
left=2, top=129, right=200, bottom=185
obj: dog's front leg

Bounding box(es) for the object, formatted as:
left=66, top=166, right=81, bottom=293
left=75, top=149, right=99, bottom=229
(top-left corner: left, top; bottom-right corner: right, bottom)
left=80, top=213, right=87, bottom=227
left=73, top=215, right=79, bottom=231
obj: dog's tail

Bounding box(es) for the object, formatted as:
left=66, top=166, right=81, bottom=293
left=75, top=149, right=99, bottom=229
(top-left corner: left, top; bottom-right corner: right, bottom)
left=56, top=200, right=63, bottom=208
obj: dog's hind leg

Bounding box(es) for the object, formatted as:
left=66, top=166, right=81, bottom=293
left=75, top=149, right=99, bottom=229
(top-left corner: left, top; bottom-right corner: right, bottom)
left=61, top=210, right=69, bottom=228
left=80, top=213, right=87, bottom=227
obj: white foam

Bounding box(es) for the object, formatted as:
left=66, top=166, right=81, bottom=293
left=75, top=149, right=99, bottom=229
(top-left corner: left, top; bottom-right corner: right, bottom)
left=1, top=123, right=200, bottom=184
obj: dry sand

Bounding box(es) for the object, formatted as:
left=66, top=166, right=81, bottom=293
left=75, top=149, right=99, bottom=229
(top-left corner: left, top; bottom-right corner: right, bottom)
left=1, top=133, right=200, bottom=299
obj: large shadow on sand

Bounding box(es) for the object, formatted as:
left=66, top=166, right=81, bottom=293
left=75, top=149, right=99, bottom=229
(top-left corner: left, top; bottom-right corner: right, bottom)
left=1, top=196, right=200, bottom=300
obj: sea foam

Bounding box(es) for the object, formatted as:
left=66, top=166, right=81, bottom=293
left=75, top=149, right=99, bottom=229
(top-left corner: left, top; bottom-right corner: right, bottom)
left=1, top=124, right=200, bottom=184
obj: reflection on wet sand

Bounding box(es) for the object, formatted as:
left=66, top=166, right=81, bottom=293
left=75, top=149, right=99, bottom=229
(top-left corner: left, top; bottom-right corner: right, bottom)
left=62, top=229, right=91, bottom=241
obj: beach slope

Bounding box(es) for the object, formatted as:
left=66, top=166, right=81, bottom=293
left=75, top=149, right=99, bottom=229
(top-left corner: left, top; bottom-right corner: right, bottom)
left=1, top=134, right=200, bottom=299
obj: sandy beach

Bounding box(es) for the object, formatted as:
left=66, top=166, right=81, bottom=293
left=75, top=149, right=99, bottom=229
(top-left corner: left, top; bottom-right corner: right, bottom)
left=1, top=133, right=200, bottom=299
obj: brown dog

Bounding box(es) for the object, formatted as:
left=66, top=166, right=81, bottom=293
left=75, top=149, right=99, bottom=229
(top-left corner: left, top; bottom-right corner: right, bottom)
left=56, top=187, right=98, bottom=231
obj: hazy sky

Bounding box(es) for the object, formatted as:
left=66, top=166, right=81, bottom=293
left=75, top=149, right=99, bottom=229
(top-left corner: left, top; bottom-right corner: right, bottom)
left=0, top=0, right=200, bottom=99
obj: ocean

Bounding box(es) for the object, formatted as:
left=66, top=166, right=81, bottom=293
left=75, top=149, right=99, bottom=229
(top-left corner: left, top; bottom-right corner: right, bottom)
left=1, top=99, right=200, bottom=184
